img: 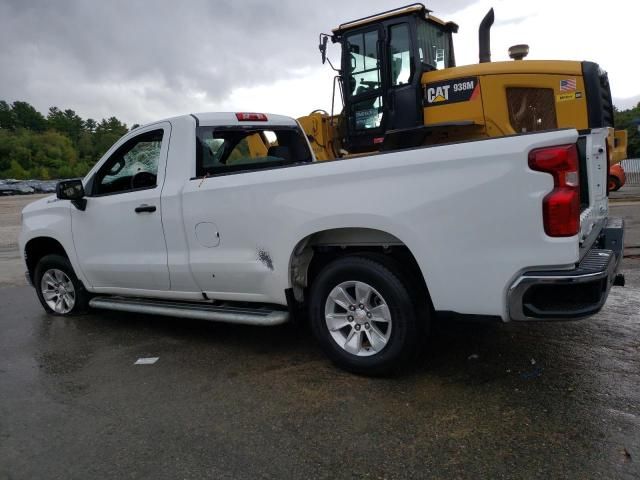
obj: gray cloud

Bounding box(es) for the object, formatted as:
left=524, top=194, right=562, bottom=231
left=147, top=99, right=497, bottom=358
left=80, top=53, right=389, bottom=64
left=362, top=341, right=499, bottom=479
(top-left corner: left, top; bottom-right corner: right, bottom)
left=614, top=95, right=640, bottom=111
left=0, top=0, right=474, bottom=124
left=494, top=15, right=529, bottom=27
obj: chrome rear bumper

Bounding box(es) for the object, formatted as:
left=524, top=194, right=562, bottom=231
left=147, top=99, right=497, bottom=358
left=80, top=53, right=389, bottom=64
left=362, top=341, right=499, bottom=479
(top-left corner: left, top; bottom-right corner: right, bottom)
left=508, top=218, right=624, bottom=321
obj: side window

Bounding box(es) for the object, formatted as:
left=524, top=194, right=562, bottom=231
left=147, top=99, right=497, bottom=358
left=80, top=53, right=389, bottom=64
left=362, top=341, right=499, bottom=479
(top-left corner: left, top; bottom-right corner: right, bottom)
left=416, top=20, right=452, bottom=70
left=196, top=128, right=311, bottom=177
left=93, top=130, right=163, bottom=195
left=389, top=24, right=412, bottom=86
left=346, top=29, right=381, bottom=97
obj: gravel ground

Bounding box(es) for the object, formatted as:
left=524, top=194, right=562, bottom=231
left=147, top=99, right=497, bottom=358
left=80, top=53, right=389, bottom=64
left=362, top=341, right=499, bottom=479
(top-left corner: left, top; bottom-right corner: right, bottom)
left=0, top=194, right=49, bottom=286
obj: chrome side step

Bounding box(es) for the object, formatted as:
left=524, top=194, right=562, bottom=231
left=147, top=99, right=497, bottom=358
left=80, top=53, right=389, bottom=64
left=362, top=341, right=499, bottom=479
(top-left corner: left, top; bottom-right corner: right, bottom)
left=88, top=296, right=289, bottom=326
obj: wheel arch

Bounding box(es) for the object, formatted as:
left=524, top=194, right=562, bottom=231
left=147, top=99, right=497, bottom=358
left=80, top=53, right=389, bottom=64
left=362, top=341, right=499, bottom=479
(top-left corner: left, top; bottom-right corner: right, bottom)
left=24, top=236, right=70, bottom=284
left=288, top=227, right=431, bottom=310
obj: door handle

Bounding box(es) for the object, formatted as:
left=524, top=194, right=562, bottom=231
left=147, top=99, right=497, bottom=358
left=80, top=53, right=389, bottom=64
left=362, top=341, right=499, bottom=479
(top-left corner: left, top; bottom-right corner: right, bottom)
left=135, top=204, right=156, bottom=213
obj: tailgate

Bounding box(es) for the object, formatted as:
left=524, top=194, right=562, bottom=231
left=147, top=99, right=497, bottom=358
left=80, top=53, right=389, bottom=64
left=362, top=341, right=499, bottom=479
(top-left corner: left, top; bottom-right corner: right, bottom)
left=577, top=127, right=611, bottom=251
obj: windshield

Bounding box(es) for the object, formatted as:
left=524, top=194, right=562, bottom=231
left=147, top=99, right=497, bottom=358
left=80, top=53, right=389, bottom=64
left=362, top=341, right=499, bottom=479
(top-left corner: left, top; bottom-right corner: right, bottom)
left=416, top=20, right=453, bottom=69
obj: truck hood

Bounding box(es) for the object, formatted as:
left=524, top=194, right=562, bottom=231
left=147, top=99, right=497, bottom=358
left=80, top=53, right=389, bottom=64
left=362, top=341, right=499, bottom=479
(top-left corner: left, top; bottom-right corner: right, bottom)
left=21, top=194, right=59, bottom=215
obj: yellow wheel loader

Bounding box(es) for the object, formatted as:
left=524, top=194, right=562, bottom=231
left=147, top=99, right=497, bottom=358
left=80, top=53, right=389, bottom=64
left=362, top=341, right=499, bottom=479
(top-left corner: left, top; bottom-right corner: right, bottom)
left=298, top=3, right=619, bottom=163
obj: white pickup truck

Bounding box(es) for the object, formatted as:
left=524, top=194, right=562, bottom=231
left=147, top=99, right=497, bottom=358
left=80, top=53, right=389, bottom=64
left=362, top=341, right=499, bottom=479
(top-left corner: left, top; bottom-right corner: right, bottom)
left=19, top=112, right=624, bottom=374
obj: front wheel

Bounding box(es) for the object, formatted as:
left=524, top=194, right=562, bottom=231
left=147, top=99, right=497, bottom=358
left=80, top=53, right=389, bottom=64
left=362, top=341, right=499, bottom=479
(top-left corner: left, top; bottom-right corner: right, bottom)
left=34, top=254, right=90, bottom=316
left=308, top=255, right=421, bottom=375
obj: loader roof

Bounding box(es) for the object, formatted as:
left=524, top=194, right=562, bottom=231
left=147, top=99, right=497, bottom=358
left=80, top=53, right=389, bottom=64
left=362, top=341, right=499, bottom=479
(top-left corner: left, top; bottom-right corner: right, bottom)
left=331, top=3, right=457, bottom=37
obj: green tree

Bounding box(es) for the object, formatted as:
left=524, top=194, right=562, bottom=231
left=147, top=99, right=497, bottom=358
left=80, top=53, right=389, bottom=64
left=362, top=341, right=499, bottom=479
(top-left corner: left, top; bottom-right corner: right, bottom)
left=0, top=129, right=15, bottom=171
left=11, top=101, right=47, bottom=132
left=0, top=128, right=77, bottom=179
left=93, top=117, right=128, bottom=161
left=0, top=101, right=15, bottom=130
left=85, top=118, right=97, bottom=133
left=614, top=103, right=640, bottom=159
left=5, top=159, right=29, bottom=179
left=0, top=99, right=135, bottom=179
left=77, top=131, right=94, bottom=163
left=47, top=107, right=85, bottom=145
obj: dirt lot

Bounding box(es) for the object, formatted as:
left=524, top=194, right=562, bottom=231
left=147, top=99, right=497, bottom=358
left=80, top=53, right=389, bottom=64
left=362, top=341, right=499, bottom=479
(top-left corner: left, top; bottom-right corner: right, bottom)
left=1, top=191, right=639, bottom=479
left=0, top=194, right=48, bottom=286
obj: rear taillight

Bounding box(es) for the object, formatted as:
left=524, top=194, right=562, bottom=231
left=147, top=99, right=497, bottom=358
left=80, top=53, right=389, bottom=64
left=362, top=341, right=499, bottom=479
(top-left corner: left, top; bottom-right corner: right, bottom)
left=528, top=144, right=580, bottom=237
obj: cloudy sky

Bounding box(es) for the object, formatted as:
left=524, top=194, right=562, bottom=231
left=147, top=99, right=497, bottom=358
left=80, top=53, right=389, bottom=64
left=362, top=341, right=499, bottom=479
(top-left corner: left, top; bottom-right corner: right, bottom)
left=1, top=0, right=639, bottom=126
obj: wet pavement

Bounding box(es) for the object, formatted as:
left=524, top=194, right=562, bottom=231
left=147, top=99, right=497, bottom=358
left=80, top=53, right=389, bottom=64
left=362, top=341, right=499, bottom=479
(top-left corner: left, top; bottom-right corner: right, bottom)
left=610, top=184, right=640, bottom=204
left=1, top=205, right=639, bottom=479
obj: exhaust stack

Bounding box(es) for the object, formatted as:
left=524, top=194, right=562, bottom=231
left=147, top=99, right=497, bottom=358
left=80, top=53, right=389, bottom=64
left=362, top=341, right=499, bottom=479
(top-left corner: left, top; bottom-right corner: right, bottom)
left=479, top=8, right=495, bottom=63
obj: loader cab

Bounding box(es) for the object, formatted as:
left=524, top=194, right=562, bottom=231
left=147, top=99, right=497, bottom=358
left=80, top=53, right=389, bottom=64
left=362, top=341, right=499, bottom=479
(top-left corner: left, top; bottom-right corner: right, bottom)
left=331, top=3, right=457, bottom=152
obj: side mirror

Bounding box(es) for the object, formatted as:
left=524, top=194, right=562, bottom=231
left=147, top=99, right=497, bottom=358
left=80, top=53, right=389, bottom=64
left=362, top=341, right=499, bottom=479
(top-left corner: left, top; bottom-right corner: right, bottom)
left=56, top=179, right=85, bottom=200
left=56, top=179, right=87, bottom=211
left=319, top=35, right=328, bottom=64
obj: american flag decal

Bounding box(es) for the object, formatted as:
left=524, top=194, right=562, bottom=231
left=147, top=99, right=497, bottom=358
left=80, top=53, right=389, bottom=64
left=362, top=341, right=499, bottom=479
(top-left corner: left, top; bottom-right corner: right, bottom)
left=560, top=79, right=576, bottom=92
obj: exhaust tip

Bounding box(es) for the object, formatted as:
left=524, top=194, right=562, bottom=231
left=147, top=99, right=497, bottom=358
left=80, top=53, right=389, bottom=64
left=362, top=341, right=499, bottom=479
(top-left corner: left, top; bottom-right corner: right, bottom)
left=479, top=8, right=495, bottom=63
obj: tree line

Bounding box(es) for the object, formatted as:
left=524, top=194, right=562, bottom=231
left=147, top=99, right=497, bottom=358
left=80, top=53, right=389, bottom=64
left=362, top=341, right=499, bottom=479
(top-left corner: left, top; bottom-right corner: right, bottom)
left=0, top=100, right=138, bottom=179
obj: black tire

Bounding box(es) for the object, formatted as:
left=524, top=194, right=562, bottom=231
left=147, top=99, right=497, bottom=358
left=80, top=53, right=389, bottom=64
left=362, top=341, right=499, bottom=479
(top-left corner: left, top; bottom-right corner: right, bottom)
left=308, top=255, right=422, bottom=375
left=608, top=175, right=621, bottom=192
left=354, top=251, right=431, bottom=339
left=34, top=254, right=91, bottom=316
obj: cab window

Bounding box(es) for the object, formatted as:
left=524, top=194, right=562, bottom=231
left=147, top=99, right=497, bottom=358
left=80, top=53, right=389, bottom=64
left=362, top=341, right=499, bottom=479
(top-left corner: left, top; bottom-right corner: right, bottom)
left=92, top=129, right=163, bottom=196
left=196, top=127, right=312, bottom=177
left=389, top=23, right=413, bottom=86
left=345, top=29, right=381, bottom=96
left=416, top=20, right=452, bottom=69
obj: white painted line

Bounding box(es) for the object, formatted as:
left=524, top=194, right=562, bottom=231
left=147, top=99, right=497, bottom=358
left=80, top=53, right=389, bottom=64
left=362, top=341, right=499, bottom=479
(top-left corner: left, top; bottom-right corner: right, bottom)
left=134, top=357, right=159, bottom=365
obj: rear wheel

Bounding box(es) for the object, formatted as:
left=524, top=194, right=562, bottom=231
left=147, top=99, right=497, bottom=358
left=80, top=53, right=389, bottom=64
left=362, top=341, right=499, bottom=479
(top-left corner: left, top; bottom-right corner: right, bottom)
left=608, top=175, right=621, bottom=192
left=309, top=255, right=421, bottom=375
left=34, top=254, right=90, bottom=315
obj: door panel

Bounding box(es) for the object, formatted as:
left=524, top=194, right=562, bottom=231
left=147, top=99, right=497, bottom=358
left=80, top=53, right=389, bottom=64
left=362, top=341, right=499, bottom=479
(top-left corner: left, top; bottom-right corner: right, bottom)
left=181, top=126, right=313, bottom=302
left=181, top=178, right=273, bottom=301
left=71, top=123, right=171, bottom=290
left=343, top=26, right=386, bottom=150
left=387, top=22, right=420, bottom=130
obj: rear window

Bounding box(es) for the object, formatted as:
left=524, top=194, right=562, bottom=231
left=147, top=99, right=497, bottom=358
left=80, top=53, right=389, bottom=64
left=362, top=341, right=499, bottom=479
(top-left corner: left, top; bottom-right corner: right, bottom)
left=507, top=87, right=557, bottom=133
left=196, top=127, right=312, bottom=177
